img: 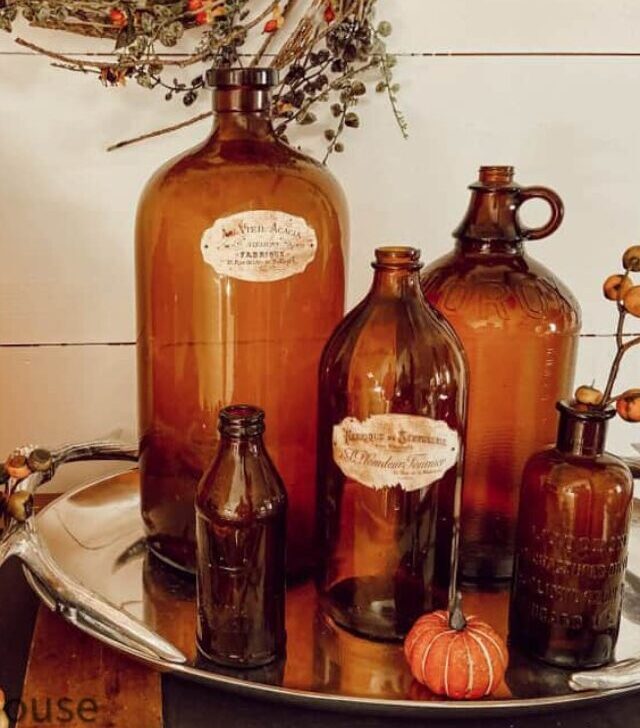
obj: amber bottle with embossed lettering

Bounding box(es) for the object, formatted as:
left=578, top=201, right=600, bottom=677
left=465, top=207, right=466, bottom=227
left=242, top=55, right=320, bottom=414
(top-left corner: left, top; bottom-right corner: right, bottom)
left=316, top=247, right=467, bottom=641
left=510, top=402, right=634, bottom=668
left=136, top=68, right=348, bottom=575
left=422, top=166, right=581, bottom=583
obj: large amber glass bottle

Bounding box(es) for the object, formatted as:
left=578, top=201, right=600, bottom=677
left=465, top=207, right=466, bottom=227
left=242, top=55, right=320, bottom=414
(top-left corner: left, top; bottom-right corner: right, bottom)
left=136, top=68, right=348, bottom=575
left=422, top=166, right=581, bottom=583
left=510, top=402, right=634, bottom=668
left=317, top=247, right=467, bottom=641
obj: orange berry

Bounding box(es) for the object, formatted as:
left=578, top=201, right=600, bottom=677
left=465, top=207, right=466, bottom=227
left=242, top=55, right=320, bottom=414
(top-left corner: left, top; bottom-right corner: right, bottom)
left=603, top=273, right=633, bottom=302
left=616, top=389, right=640, bottom=423
left=324, top=3, right=336, bottom=22
left=574, top=385, right=604, bottom=406
left=623, top=245, right=640, bottom=272
left=623, top=285, right=640, bottom=317
left=195, top=10, right=208, bottom=24
left=187, top=0, right=203, bottom=10
left=263, top=18, right=279, bottom=32
left=109, top=8, right=127, bottom=27
left=5, top=452, right=30, bottom=479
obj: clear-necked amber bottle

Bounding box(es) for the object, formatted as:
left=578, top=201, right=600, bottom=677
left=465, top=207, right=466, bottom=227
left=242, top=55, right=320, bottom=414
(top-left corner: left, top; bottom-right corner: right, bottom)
left=510, top=402, right=634, bottom=668
left=316, top=247, right=467, bottom=641
left=422, top=166, right=581, bottom=583
left=136, top=68, right=348, bottom=575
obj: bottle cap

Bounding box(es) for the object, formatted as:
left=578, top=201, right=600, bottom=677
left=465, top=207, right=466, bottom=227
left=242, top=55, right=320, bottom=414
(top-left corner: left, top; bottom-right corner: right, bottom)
left=206, top=67, right=279, bottom=89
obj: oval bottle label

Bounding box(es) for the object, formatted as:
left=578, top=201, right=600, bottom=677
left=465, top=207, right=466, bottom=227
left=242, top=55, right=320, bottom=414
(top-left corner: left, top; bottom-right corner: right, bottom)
left=332, top=414, right=460, bottom=492
left=200, top=210, right=318, bottom=282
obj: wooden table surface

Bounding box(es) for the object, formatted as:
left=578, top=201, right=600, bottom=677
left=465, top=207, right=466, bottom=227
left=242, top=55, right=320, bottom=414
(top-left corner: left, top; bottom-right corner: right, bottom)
left=2, top=495, right=640, bottom=728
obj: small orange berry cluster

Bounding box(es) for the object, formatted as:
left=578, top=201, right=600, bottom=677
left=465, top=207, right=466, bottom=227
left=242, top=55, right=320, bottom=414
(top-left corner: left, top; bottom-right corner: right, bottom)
left=0, top=448, right=50, bottom=530
left=574, top=245, right=640, bottom=421
left=603, top=245, right=640, bottom=314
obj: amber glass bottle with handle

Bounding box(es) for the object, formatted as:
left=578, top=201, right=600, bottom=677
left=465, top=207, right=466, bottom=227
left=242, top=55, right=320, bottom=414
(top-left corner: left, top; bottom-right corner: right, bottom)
left=136, top=68, right=348, bottom=575
left=510, top=402, right=634, bottom=668
left=316, top=246, right=467, bottom=641
left=422, top=166, right=581, bottom=583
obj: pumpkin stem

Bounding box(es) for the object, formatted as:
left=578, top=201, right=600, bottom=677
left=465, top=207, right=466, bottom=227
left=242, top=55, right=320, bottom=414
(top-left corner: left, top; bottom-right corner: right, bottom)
left=449, top=590, right=467, bottom=631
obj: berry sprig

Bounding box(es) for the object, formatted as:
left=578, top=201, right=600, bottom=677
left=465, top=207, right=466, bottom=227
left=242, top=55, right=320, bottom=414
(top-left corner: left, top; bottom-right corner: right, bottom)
left=574, top=245, right=640, bottom=421
left=0, top=448, right=51, bottom=536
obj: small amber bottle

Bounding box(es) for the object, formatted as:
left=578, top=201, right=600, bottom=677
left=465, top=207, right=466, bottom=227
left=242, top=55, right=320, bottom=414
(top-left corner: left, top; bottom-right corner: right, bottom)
left=196, top=405, right=287, bottom=667
left=510, top=402, right=634, bottom=668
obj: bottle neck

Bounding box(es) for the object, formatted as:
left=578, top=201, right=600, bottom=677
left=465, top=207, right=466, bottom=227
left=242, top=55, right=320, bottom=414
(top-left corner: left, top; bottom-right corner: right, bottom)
left=454, top=166, right=525, bottom=255
left=371, top=268, right=424, bottom=299
left=212, top=87, right=275, bottom=139
left=369, top=247, right=425, bottom=300
left=218, top=433, right=265, bottom=458
left=556, top=404, right=613, bottom=457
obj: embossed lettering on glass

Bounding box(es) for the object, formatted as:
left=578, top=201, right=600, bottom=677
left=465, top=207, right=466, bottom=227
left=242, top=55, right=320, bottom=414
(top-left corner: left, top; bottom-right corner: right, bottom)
left=509, top=402, right=634, bottom=668
left=422, top=166, right=581, bottom=584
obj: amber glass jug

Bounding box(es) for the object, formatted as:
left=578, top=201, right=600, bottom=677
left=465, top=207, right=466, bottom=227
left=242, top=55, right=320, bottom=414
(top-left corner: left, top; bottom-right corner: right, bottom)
left=510, top=402, right=634, bottom=668
left=316, top=247, right=467, bottom=641
left=422, top=166, right=581, bottom=583
left=136, top=67, right=348, bottom=575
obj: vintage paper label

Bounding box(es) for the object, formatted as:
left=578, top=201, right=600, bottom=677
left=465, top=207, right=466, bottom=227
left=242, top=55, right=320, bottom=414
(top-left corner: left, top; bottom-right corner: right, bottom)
left=201, top=210, right=318, bottom=282
left=332, top=414, right=460, bottom=492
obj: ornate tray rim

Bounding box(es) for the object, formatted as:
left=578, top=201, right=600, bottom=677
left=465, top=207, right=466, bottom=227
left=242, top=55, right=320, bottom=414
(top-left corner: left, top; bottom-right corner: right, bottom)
left=23, top=471, right=640, bottom=719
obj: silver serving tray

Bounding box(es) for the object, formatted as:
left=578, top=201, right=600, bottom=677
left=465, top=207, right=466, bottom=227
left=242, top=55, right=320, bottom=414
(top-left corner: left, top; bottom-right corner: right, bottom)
left=24, top=469, right=640, bottom=718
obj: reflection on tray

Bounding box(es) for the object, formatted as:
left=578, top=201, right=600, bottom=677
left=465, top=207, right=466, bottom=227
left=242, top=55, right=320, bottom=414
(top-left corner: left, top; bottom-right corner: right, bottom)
left=32, top=471, right=640, bottom=712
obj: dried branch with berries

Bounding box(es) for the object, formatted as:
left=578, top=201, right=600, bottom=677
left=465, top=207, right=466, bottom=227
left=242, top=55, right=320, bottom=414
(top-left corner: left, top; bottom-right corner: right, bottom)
left=574, top=245, right=640, bottom=421
left=2, top=0, right=407, bottom=156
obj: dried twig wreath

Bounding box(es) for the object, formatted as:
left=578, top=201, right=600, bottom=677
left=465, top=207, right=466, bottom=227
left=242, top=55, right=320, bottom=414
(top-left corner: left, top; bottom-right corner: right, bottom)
left=2, top=0, right=407, bottom=158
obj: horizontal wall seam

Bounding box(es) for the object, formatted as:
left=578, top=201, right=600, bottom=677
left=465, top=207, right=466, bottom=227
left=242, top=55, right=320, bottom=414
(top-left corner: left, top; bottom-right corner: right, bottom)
left=0, top=333, right=638, bottom=348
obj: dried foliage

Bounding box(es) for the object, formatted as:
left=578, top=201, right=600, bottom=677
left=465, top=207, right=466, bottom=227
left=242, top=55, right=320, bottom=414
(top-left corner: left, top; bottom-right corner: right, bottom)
left=3, top=0, right=407, bottom=155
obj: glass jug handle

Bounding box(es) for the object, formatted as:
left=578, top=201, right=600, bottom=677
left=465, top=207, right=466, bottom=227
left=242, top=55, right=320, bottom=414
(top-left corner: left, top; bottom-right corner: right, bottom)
left=622, top=456, right=640, bottom=480
left=517, top=186, right=565, bottom=241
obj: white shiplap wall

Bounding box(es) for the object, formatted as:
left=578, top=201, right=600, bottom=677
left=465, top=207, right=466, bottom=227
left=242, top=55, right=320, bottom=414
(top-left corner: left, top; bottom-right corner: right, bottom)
left=1, top=1, right=640, bottom=490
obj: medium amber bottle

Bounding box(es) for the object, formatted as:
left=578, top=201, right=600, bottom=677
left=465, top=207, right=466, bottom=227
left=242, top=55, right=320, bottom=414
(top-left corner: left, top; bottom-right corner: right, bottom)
left=136, top=68, right=348, bottom=575
left=422, top=166, right=581, bottom=583
left=510, top=402, right=634, bottom=668
left=196, top=405, right=287, bottom=667
left=316, top=247, right=467, bottom=641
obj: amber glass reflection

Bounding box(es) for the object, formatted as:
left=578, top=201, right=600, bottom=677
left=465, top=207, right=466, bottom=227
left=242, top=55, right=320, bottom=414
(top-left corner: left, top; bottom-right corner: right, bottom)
left=317, top=247, right=467, bottom=641
left=195, top=405, right=287, bottom=667
left=143, top=551, right=197, bottom=660
left=510, top=402, right=634, bottom=668
left=422, top=166, right=581, bottom=583
left=136, top=68, right=348, bottom=575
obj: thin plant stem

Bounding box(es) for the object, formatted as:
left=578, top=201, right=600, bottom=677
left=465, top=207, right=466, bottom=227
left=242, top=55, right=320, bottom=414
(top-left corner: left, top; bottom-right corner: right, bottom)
left=106, top=111, right=212, bottom=151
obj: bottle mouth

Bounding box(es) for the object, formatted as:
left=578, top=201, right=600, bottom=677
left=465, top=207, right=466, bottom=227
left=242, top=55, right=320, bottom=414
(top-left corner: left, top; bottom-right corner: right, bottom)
left=471, top=165, right=518, bottom=191
left=557, top=400, right=616, bottom=421
left=373, top=246, right=423, bottom=270
left=206, top=67, right=279, bottom=89
left=219, top=404, right=266, bottom=437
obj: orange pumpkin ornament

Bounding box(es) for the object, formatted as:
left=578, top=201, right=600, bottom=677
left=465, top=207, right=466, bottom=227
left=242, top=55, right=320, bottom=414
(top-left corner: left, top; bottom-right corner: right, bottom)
left=404, top=595, right=508, bottom=700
